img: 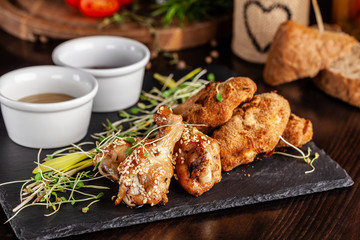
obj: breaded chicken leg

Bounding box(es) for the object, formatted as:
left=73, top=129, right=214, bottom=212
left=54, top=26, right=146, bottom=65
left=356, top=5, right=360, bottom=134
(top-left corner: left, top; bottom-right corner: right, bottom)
left=115, top=106, right=184, bottom=207
left=173, top=77, right=257, bottom=133
left=276, top=113, right=313, bottom=148
left=213, top=92, right=291, bottom=171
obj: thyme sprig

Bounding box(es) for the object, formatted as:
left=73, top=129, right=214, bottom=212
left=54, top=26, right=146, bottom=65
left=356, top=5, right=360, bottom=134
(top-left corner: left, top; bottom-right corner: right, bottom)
left=274, top=136, right=319, bottom=174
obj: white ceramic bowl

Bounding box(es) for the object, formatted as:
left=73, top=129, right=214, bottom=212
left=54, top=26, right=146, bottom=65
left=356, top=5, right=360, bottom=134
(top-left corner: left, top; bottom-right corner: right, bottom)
left=0, top=66, right=98, bottom=149
left=52, top=36, right=150, bottom=112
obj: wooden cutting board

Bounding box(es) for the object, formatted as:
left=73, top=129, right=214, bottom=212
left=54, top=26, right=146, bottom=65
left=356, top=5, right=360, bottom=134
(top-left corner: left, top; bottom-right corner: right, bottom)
left=0, top=0, right=232, bottom=51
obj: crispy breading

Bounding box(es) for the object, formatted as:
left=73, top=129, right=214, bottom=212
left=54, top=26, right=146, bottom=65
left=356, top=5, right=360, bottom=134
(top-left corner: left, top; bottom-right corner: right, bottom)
left=213, top=92, right=291, bottom=171
left=276, top=113, right=313, bottom=148
left=173, top=77, right=257, bottom=133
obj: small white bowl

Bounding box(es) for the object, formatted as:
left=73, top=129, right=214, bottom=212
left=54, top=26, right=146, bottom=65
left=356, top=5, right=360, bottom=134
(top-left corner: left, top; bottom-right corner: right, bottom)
left=52, top=36, right=150, bottom=112
left=0, top=66, right=98, bottom=149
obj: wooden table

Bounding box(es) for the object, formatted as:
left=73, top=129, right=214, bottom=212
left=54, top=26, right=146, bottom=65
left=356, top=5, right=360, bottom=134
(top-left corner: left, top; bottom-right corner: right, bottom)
left=0, top=21, right=359, bottom=239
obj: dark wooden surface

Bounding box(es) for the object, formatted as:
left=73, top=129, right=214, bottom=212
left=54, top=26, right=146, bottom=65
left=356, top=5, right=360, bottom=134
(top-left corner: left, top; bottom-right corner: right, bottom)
left=0, top=0, right=232, bottom=51
left=1, top=11, right=360, bottom=240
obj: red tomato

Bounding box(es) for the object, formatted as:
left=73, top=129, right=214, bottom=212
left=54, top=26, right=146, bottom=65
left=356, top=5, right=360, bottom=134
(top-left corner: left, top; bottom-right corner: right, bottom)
left=79, top=0, right=120, bottom=18
left=118, top=0, right=133, bottom=7
left=349, top=0, right=360, bottom=19
left=65, top=0, right=80, bottom=8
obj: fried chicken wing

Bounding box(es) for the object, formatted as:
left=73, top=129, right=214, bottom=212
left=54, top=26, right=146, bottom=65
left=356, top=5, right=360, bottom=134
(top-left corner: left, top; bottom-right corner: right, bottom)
left=115, top=106, right=184, bottom=207
left=173, top=77, right=257, bottom=133
left=174, top=126, right=222, bottom=197
left=276, top=113, right=313, bottom=148
left=213, top=92, right=291, bottom=171
left=93, top=138, right=133, bottom=181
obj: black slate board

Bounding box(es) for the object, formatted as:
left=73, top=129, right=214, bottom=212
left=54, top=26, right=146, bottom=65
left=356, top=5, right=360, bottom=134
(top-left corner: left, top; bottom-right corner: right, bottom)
left=0, top=65, right=354, bottom=240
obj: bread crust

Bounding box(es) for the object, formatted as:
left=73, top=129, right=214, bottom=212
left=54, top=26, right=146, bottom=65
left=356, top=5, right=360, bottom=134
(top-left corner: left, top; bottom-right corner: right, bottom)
left=314, top=68, right=360, bottom=108
left=264, top=20, right=358, bottom=86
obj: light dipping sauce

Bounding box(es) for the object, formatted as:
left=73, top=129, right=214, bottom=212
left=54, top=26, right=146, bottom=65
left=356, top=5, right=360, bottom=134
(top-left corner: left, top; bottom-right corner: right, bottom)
left=18, top=93, right=75, bottom=103
left=84, top=65, right=124, bottom=69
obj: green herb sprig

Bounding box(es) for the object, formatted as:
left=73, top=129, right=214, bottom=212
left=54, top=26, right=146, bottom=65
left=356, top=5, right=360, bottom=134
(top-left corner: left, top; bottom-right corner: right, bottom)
left=151, top=0, right=233, bottom=27
left=100, top=0, right=233, bottom=29
left=93, top=67, right=209, bottom=140
left=0, top=148, right=109, bottom=223
left=215, top=83, right=223, bottom=102
left=274, top=136, right=319, bottom=174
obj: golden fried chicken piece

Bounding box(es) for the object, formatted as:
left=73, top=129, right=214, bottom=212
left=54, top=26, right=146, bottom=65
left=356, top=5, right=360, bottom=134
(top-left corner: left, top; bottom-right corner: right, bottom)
left=93, top=138, right=133, bottom=181
left=93, top=136, right=143, bottom=181
left=115, top=106, right=184, bottom=207
left=276, top=113, right=313, bottom=148
left=173, top=77, right=257, bottom=133
left=174, top=126, right=222, bottom=197
left=213, top=92, right=291, bottom=171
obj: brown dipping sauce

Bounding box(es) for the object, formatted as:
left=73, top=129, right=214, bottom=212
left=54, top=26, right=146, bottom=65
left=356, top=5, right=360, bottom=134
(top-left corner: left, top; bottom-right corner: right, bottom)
left=18, top=93, right=75, bottom=103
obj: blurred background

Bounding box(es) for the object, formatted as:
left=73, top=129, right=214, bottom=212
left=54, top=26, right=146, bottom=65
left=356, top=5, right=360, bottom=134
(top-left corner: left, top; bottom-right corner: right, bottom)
left=0, top=0, right=357, bottom=71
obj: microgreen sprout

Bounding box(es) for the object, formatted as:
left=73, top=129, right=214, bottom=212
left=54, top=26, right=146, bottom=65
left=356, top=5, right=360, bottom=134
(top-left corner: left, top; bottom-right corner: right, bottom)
left=128, top=138, right=139, bottom=145
left=125, top=147, right=133, bottom=156
left=207, top=73, right=215, bottom=82
left=215, top=83, right=223, bottom=102
left=0, top=68, right=215, bottom=223
left=92, top=68, right=209, bottom=141
left=273, top=136, right=319, bottom=174
left=0, top=146, right=109, bottom=223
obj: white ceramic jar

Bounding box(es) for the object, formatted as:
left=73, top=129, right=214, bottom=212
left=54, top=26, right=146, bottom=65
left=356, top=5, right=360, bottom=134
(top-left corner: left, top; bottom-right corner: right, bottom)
left=52, top=36, right=150, bottom=112
left=0, top=66, right=98, bottom=149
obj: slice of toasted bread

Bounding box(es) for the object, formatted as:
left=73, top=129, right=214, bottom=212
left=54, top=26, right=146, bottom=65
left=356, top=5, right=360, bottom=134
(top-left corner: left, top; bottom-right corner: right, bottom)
left=314, top=45, right=360, bottom=108
left=263, top=20, right=358, bottom=86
